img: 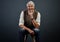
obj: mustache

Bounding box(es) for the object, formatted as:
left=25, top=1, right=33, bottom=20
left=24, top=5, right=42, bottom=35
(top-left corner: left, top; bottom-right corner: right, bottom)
left=28, top=8, right=34, bottom=10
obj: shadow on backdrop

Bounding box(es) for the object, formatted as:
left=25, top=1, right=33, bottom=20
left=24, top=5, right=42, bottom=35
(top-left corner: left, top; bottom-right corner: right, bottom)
left=0, top=0, right=59, bottom=42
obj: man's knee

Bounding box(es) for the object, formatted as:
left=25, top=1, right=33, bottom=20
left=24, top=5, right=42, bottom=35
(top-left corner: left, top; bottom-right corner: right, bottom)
left=18, top=28, right=25, bottom=33
left=33, top=28, right=40, bottom=34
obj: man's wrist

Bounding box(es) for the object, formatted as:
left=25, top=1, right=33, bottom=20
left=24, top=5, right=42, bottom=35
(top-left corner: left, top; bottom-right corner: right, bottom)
left=31, top=18, right=34, bottom=20
left=31, top=18, right=35, bottom=20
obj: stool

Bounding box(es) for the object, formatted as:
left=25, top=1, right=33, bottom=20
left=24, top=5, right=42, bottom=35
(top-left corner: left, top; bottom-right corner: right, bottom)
left=24, top=34, right=36, bottom=42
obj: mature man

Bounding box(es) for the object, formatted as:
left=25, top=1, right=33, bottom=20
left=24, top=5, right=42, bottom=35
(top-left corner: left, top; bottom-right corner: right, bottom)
left=18, top=1, right=41, bottom=42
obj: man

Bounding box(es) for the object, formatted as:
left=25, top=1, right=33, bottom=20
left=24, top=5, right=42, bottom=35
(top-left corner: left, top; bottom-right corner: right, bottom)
left=18, top=1, right=41, bottom=42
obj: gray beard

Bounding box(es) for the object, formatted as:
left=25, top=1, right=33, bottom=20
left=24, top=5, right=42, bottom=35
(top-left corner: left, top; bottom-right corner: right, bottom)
left=28, top=10, right=34, bottom=15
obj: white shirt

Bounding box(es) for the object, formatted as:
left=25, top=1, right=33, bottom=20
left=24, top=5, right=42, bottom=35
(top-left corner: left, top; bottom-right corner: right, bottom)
left=19, top=11, right=41, bottom=26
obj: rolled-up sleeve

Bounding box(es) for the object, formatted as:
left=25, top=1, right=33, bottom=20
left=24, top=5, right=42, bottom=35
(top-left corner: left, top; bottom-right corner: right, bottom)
left=36, top=12, right=41, bottom=25
left=19, top=11, right=24, bottom=25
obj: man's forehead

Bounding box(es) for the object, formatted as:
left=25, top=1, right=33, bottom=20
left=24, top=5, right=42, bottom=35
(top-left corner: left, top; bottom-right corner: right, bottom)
left=26, top=1, right=35, bottom=7
left=28, top=4, right=34, bottom=6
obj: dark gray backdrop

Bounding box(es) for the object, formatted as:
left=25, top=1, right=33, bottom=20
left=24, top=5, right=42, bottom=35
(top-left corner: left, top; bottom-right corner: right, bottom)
left=0, top=0, right=60, bottom=42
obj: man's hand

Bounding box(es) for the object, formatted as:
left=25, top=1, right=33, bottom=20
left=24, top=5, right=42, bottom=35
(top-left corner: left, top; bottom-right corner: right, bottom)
left=28, top=29, right=34, bottom=36
left=19, top=25, right=34, bottom=36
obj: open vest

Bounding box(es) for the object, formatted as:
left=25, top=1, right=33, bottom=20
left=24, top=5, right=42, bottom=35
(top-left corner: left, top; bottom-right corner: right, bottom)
left=24, top=10, right=38, bottom=29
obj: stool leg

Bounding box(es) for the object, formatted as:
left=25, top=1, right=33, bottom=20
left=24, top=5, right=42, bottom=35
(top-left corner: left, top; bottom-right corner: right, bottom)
left=24, top=35, right=27, bottom=42
left=32, top=36, right=36, bottom=42
left=24, top=35, right=28, bottom=42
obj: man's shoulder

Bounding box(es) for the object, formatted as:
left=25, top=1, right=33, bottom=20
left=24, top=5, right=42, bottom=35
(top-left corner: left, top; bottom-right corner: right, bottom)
left=35, top=10, right=40, bottom=13
left=35, top=10, right=41, bottom=17
left=35, top=10, right=40, bottom=15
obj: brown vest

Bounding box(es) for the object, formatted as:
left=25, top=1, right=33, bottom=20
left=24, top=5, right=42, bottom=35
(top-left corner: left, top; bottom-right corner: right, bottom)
left=24, top=10, right=37, bottom=29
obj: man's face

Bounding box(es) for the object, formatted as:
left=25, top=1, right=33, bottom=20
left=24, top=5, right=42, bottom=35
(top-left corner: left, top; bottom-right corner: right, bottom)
left=27, top=4, right=35, bottom=11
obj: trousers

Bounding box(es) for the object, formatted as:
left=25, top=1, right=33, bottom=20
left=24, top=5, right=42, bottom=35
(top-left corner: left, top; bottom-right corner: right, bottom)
left=18, top=28, right=40, bottom=42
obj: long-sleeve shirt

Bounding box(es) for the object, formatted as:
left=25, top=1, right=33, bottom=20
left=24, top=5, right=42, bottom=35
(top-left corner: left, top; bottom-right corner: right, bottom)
left=19, top=11, right=41, bottom=26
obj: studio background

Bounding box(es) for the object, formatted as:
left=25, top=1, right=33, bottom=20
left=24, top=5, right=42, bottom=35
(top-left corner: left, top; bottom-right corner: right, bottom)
left=0, top=0, right=60, bottom=42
